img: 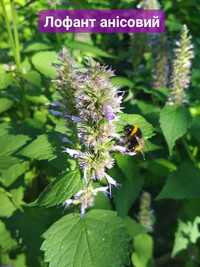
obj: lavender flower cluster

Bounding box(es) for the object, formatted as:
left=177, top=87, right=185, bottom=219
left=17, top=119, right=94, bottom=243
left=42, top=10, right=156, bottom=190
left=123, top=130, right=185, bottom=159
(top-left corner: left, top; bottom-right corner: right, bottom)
left=52, top=48, right=128, bottom=215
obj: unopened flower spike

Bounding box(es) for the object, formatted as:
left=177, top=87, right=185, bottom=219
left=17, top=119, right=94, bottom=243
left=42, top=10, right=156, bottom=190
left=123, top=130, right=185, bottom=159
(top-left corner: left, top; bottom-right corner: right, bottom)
left=138, top=191, right=154, bottom=232
left=168, top=25, right=194, bottom=106
left=137, top=0, right=160, bottom=10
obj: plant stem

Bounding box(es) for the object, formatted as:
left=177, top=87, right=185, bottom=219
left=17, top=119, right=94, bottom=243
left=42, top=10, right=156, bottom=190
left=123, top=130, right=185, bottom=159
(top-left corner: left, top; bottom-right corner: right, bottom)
left=0, top=0, right=16, bottom=59
left=0, top=0, right=21, bottom=72
left=0, top=0, right=28, bottom=117
left=182, top=138, right=197, bottom=165
left=10, top=0, right=21, bottom=72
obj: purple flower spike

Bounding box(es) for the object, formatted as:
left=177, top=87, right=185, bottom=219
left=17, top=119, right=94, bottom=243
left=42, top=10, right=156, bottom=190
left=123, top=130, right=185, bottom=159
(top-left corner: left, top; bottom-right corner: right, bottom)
left=54, top=49, right=134, bottom=215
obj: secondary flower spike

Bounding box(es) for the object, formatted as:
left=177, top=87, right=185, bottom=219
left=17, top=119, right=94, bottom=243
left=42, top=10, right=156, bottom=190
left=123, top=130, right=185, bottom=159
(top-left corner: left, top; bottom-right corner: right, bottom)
left=53, top=48, right=132, bottom=215
left=138, top=0, right=161, bottom=9
left=168, top=25, right=194, bottom=106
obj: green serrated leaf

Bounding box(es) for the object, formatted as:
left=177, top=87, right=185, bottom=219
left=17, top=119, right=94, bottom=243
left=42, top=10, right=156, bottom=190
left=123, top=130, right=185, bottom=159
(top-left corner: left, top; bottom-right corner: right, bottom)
left=41, top=210, right=130, bottom=267
left=160, top=105, right=191, bottom=154
left=67, top=41, right=113, bottom=58
left=172, top=229, right=188, bottom=257
left=124, top=217, right=146, bottom=238
left=25, top=94, right=49, bottom=105
left=144, top=140, right=162, bottom=152
left=172, top=217, right=200, bottom=257
left=132, top=234, right=153, bottom=267
left=0, top=98, right=13, bottom=113
left=11, top=254, right=27, bottom=267
left=32, top=51, right=58, bottom=78
left=0, top=161, right=29, bottom=187
left=0, top=134, right=30, bottom=156
left=117, top=113, right=155, bottom=139
left=0, top=156, right=20, bottom=170
left=34, top=169, right=82, bottom=207
left=0, top=122, right=11, bottom=136
left=22, top=71, right=42, bottom=87
left=0, top=220, right=17, bottom=252
left=157, top=163, right=200, bottom=199
left=10, top=187, right=24, bottom=209
left=24, top=42, right=51, bottom=52
left=0, top=65, right=13, bottom=90
left=111, top=76, right=134, bottom=88
left=0, top=188, right=16, bottom=218
left=19, top=134, right=55, bottom=160
left=93, top=192, right=112, bottom=210
left=137, top=100, right=160, bottom=115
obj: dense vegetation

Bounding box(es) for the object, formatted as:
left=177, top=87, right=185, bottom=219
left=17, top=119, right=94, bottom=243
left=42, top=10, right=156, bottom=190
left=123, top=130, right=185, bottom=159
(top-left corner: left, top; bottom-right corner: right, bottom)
left=0, top=1, right=200, bottom=267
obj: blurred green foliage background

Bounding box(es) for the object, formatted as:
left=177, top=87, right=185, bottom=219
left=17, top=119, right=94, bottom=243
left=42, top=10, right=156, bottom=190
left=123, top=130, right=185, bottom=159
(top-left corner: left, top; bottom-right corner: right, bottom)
left=0, top=0, right=200, bottom=267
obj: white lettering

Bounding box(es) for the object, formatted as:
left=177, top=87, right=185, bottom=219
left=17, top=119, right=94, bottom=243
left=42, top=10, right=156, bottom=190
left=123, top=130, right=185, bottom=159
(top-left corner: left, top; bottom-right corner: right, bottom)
left=88, top=19, right=96, bottom=27
left=120, top=19, right=127, bottom=27
left=73, top=19, right=81, bottom=27
left=80, top=19, right=89, bottom=27
left=127, top=19, right=135, bottom=27
left=115, top=16, right=120, bottom=27
left=44, top=16, right=54, bottom=28
left=100, top=19, right=107, bottom=28
left=152, top=16, right=160, bottom=27
left=143, top=19, right=152, bottom=27
left=54, top=18, right=62, bottom=27
left=136, top=19, right=143, bottom=27
left=63, top=16, right=73, bottom=30
left=107, top=19, right=116, bottom=28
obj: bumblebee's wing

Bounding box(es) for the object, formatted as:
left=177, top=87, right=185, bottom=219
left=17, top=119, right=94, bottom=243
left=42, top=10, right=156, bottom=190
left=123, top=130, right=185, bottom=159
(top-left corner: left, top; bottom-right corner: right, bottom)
left=135, top=136, right=145, bottom=159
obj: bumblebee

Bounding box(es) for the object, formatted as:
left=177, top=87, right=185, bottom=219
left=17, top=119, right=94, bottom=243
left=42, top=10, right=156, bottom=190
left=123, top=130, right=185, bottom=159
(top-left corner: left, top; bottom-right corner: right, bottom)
left=123, top=124, right=145, bottom=157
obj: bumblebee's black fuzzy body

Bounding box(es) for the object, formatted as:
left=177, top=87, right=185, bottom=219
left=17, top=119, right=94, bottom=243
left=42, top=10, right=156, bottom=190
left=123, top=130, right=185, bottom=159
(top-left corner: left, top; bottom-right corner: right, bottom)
left=124, top=124, right=144, bottom=154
